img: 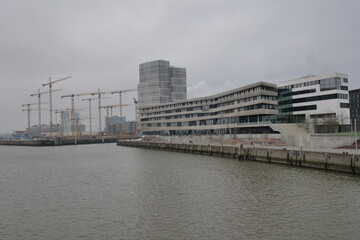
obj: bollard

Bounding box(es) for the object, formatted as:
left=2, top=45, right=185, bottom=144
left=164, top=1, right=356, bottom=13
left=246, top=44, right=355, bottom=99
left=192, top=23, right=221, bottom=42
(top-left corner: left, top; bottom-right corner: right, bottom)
left=267, top=149, right=272, bottom=162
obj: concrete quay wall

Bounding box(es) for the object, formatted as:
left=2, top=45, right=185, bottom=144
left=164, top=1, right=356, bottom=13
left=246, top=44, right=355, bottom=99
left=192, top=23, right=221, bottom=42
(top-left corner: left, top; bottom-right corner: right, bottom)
left=118, top=140, right=360, bottom=175
left=0, top=138, right=117, bottom=146
left=153, top=134, right=355, bottom=149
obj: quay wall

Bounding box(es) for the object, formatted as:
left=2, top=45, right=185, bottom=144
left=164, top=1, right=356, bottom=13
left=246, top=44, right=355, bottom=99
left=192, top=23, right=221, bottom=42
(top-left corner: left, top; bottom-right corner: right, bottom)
left=117, top=140, right=360, bottom=175
left=153, top=134, right=355, bottom=149
left=0, top=138, right=117, bottom=146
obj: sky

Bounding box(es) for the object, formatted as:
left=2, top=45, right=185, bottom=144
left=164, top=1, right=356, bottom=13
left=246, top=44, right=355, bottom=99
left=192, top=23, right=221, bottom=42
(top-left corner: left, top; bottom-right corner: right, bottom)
left=0, top=0, right=359, bottom=133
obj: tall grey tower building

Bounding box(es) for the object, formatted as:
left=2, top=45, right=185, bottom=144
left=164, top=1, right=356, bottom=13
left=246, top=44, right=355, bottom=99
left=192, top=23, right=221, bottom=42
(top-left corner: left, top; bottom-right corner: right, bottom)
left=138, top=60, right=187, bottom=106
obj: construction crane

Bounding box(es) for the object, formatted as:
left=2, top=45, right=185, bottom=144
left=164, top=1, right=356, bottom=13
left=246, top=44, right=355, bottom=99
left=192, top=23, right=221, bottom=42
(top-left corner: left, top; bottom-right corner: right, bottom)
left=90, top=89, right=116, bottom=136
left=133, top=97, right=140, bottom=136
left=54, top=109, right=69, bottom=137
left=75, top=116, right=98, bottom=137
left=81, top=97, right=111, bottom=137
left=22, top=102, right=47, bottom=136
left=42, top=76, right=71, bottom=138
left=111, top=89, right=137, bottom=138
left=30, top=89, right=61, bottom=137
left=54, top=108, right=83, bottom=137
left=100, top=103, right=131, bottom=137
left=61, top=92, right=94, bottom=137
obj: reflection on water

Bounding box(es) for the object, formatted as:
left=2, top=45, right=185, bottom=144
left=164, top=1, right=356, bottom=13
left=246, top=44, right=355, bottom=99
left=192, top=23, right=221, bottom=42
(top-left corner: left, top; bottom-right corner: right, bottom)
left=0, top=144, right=359, bottom=239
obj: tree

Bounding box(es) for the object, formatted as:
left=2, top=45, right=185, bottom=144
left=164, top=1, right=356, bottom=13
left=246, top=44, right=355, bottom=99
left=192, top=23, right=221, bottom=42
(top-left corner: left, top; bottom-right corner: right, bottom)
left=322, top=115, right=339, bottom=133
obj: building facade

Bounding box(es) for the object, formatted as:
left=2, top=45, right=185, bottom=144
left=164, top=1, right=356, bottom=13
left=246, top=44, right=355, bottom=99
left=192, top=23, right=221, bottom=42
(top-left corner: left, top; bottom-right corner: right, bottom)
left=349, top=88, right=360, bottom=130
left=277, top=73, right=350, bottom=132
left=123, top=121, right=137, bottom=135
left=138, top=82, right=278, bottom=135
left=61, top=111, right=80, bottom=133
left=104, top=115, right=126, bottom=134
left=138, top=60, right=186, bottom=106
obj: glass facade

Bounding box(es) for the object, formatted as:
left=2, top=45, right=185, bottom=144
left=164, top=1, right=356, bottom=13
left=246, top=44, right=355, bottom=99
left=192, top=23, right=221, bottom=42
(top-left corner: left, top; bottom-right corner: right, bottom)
left=138, top=82, right=279, bottom=135
left=277, top=74, right=350, bottom=125
left=138, top=60, right=187, bottom=106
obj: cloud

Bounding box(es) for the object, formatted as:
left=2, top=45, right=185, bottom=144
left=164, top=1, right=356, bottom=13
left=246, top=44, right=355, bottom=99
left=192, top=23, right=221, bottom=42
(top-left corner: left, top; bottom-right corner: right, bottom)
left=0, top=0, right=360, bottom=132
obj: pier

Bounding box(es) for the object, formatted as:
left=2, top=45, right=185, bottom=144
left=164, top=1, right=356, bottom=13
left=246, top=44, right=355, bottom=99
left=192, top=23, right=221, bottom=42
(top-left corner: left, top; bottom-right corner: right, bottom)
left=117, top=140, right=360, bottom=175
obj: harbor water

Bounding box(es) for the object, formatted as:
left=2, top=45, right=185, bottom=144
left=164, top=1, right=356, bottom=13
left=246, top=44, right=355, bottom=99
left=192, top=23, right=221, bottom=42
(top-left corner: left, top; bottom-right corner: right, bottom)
left=1, top=144, right=359, bottom=239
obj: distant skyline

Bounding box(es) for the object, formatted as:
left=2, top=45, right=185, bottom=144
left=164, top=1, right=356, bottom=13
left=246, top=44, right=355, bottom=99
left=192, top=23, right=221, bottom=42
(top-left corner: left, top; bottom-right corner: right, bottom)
left=1, top=0, right=359, bottom=133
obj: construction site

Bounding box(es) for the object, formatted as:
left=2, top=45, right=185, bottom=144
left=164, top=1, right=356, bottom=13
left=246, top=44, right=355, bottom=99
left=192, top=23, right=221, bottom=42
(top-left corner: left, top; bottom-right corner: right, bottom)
left=0, top=76, right=140, bottom=146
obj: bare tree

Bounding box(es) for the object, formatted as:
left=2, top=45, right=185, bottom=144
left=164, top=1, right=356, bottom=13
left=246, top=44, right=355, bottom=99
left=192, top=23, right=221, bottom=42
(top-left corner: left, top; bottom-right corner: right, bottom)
left=337, top=113, right=348, bottom=132
left=304, top=115, right=311, bottom=133
left=323, top=115, right=339, bottom=133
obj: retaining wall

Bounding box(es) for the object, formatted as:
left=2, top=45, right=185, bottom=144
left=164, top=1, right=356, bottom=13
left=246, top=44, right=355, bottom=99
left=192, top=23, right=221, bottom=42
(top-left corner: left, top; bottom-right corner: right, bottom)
left=0, top=138, right=117, bottom=146
left=153, top=134, right=355, bottom=149
left=117, top=140, right=360, bottom=175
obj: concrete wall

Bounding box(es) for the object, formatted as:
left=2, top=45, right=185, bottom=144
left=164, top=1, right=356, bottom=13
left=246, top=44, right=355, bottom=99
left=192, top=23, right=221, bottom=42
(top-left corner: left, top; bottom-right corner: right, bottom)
left=150, top=133, right=355, bottom=149
left=118, top=140, right=360, bottom=174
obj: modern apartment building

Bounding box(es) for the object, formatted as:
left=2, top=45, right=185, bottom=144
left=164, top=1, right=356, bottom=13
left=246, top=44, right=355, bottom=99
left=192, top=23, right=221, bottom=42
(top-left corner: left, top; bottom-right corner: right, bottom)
left=277, top=73, right=350, bottom=131
left=138, top=60, right=186, bottom=106
left=138, top=82, right=278, bottom=136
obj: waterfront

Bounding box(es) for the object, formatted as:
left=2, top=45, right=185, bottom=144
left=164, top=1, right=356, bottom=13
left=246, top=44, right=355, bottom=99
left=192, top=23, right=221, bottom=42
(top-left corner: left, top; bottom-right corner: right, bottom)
left=1, top=144, right=360, bottom=239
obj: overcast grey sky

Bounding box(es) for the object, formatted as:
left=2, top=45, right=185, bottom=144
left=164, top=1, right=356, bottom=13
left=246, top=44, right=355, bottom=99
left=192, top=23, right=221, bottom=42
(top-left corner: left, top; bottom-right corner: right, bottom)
left=1, top=0, right=359, bottom=133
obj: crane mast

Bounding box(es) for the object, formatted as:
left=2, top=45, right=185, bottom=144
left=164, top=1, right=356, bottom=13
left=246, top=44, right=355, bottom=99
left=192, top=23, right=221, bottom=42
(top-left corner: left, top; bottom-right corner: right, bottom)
left=111, top=89, right=137, bottom=138
left=31, top=89, right=61, bottom=138
left=62, top=92, right=96, bottom=137
left=100, top=103, right=131, bottom=137
left=42, top=76, right=71, bottom=138
left=22, top=102, right=47, bottom=136
left=133, top=97, right=140, bottom=136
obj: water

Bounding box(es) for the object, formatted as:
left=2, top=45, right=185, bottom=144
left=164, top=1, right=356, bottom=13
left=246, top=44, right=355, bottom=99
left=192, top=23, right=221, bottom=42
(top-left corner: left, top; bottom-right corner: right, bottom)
left=1, top=144, right=360, bottom=240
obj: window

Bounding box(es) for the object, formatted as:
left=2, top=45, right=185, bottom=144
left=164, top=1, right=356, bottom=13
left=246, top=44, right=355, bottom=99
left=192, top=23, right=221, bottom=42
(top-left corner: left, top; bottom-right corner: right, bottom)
left=340, top=103, right=349, bottom=108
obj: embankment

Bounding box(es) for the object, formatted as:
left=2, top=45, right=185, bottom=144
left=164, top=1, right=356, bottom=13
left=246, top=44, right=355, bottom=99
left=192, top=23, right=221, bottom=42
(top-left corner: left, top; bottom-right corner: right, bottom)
left=117, top=140, right=360, bottom=175
left=0, top=138, right=117, bottom=146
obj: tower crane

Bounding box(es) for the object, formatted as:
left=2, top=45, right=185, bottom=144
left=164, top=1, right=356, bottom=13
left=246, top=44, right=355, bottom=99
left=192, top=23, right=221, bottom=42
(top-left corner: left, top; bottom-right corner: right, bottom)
left=110, top=89, right=137, bottom=138
left=100, top=103, right=132, bottom=137
left=22, top=102, right=47, bottom=136
left=54, top=108, right=83, bottom=137
left=61, top=92, right=94, bottom=137
left=81, top=97, right=111, bottom=137
left=42, top=76, right=71, bottom=138
left=133, top=97, right=140, bottom=136
left=30, top=88, right=61, bottom=137
left=54, top=109, right=69, bottom=137
left=73, top=116, right=99, bottom=137
left=90, top=89, right=115, bottom=136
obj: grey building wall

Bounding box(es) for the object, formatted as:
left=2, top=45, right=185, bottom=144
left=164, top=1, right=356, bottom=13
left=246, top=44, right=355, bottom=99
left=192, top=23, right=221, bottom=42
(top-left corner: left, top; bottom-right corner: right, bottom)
left=138, top=60, right=186, bottom=106
left=170, top=66, right=186, bottom=102
left=138, top=82, right=278, bottom=136
left=104, top=116, right=126, bottom=133
left=349, top=88, right=360, bottom=130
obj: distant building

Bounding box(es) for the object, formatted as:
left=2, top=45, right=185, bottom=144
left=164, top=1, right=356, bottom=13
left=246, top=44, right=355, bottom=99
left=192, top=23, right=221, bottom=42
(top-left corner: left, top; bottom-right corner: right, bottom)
left=349, top=88, right=360, bottom=130
left=9, top=131, right=28, bottom=140
left=123, top=121, right=137, bottom=134
left=138, top=60, right=187, bottom=106
left=61, top=111, right=80, bottom=133
left=29, top=122, right=86, bottom=137
left=104, top=115, right=126, bottom=134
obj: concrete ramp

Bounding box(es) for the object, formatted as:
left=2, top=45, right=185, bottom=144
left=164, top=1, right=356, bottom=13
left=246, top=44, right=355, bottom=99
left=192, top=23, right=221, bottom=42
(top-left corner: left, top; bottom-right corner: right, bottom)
left=272, top=123, right=308, bottom=135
